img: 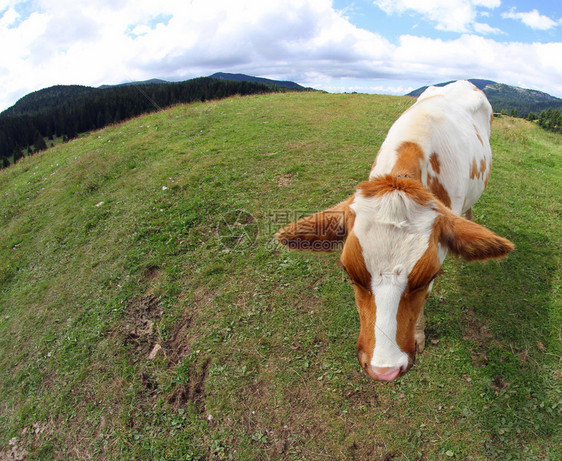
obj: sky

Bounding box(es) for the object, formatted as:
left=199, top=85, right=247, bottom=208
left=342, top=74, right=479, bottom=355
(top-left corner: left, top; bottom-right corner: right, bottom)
left=0, top=0, right=561, bottom=112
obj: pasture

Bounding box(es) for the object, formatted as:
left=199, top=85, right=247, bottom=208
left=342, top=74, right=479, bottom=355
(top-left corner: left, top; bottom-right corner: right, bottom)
left=0, top=92, right=560, bottom=459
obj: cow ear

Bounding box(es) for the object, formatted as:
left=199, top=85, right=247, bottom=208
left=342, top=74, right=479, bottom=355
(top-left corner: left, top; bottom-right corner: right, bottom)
left=276, top=195, right=355, bottom=252
left=439, top=212, right=514, bottom=261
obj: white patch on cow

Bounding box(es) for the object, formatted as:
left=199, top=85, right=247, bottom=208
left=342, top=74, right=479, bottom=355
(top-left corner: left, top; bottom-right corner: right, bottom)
left=351, top=189, right=438, bottom=369
left=372, top=275, right=409, bottom=369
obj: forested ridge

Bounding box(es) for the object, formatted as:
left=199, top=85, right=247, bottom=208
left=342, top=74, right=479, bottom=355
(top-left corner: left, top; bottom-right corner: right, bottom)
left=0, top=77, right=307, bottom=168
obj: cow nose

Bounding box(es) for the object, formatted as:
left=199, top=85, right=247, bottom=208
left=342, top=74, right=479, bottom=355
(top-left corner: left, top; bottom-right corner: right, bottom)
left=366, top=365, right=402, bottom=382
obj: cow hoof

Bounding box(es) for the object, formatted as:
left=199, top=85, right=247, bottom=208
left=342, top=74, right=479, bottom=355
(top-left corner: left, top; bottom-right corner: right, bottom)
left=415, top=335, right=425, bottom=353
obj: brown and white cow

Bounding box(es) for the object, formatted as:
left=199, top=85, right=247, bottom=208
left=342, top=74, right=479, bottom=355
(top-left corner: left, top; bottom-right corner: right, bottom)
left=276, top=81, right=514, bottom=382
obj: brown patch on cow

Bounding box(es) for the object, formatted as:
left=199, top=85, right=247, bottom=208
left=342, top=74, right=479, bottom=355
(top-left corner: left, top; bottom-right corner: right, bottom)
left=428, top=175, right=451, bottom=208
left=474, top=124, right=483, bottom=145
left=470, top=158, right=479, bottom=180
left=276, top=173, right=294, bottom=187
left=357, top=175, right=434, bottom=207
left=395, top=289, right=426, bottom=360
left=407, top=236, right=442, bottom=293
left=470, top=157, right=489, bottom=182
left=353, top=283, right=376, bottom=371
left=340, top=232, right=371, bottom=290
left=390, top=141, right=425, bottom=180
left=429, top=152, right=441, bottom=174
left=480, top=159, right=486, bottom=176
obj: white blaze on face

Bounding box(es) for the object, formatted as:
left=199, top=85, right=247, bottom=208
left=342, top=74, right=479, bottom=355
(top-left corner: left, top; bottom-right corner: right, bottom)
left=351, top=190, right=439, bottom=370
left=372, top=273, right=409, bottom=369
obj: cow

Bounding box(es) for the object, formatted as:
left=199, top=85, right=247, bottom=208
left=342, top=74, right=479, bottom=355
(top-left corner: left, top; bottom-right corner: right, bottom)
left=276, top=80, right=514, bottom=382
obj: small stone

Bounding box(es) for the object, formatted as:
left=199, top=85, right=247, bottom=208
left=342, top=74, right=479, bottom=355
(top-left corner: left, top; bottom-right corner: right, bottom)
left=148, top=343, right=162, bottom=360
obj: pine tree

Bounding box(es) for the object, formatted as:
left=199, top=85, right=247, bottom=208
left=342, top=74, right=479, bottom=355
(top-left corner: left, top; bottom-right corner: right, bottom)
left=33, top=130, right=47, bottom=152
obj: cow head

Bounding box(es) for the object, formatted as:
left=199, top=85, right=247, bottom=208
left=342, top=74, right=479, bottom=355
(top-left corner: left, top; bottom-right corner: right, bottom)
left=276, top=175, right=514, bottom=381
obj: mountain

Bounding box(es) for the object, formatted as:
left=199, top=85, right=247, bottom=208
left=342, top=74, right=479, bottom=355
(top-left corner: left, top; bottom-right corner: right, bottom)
left=1, top=80, right=178, bottom=118
left=1, top=85, right=99, bottom=117
left=209, top=72, right=305, bottom=89
left=407, top=79, right=562, bottom=117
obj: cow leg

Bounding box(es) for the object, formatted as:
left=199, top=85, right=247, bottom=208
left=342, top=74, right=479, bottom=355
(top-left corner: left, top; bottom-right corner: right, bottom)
left=465, top=208, right=473, bottom=221
left=415, top=308, right=425, bottom=353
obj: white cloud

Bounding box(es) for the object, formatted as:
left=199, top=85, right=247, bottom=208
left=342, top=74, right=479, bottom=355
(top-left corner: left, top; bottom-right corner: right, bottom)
left=1, top=0, right=562, bottom=112
left=502, top=8, right=559, bottom=31
left=0, top=7, right=18, bottom=27
left=473, top=22, right=502, bottom=35
left=372, top=0, right=501, bottom=33
left=392, top=34, right=562, bottom=96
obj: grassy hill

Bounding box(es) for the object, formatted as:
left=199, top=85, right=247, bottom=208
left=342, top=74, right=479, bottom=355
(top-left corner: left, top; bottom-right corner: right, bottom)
left=1, top=93, right=560, bottom=459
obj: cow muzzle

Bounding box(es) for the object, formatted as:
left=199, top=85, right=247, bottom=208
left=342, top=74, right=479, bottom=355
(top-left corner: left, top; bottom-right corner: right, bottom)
left=358, top=350, right=414, bottom=381
left=365, top=365, right=402, bottom=382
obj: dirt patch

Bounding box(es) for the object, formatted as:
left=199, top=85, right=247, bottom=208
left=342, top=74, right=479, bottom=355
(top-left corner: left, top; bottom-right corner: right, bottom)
left=162, top=316, right=193, bottom=367
left=0, top=421, right=56, bottom=461
left=120, top=292, right=198, bottom=369
left=461, top=307, right=495, bottom=367
left=122, top=295, right=163, bottom=356
left=2, top=437, right=28, bottom=461
left=168, top=356, right=211, bottom=412
left=116, top=287, right=215, bottom=413
left=491, top=375, right=510, bottom=393
left=346, top=441, right=394, bottom=461
left=276, top=173, right=294, bottom=187
left=462, top=307, right=494, bottom=344
left=344, top=383, right=381, bottom=409
left=142, top=265, right=162, bottom=282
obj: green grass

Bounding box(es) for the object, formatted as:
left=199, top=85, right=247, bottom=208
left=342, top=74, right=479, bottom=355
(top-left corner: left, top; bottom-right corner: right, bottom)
left=1, top=92, right=560, bottom=460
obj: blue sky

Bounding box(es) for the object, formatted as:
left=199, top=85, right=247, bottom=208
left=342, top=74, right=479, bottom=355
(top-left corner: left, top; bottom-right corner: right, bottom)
left=335, top=0, right=561, bottom=44
left=0, top=0, right=561, bottom=112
